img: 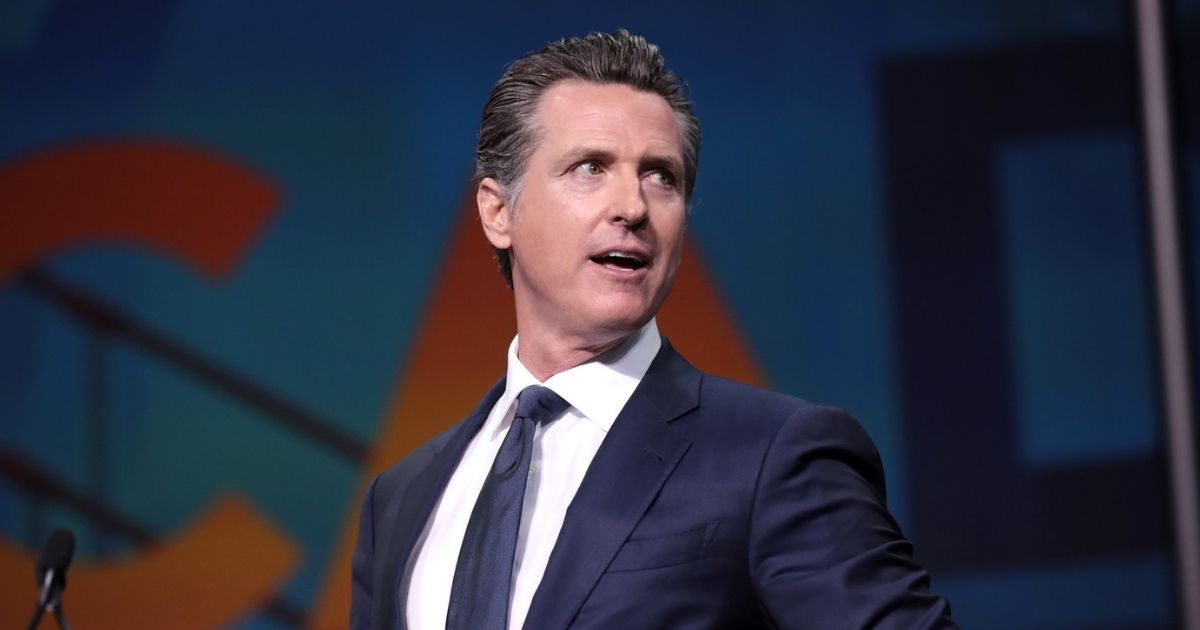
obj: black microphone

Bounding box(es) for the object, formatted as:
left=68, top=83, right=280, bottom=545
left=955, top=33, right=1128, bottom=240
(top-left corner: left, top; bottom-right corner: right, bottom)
left=26, top=528, right=75, bottom=630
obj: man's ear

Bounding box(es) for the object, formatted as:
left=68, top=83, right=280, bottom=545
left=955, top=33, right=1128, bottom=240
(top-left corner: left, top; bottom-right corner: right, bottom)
left=477, top=177, right=513, bottom=249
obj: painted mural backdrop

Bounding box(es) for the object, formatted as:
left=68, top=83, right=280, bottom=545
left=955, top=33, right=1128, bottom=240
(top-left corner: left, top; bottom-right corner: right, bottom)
left=1, top=2, right=1195, bottom=629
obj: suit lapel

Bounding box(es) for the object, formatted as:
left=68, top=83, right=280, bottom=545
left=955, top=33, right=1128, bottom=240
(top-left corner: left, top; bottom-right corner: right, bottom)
left=523, top=341, right=702, bottom=629
left=375, top=378, right=506, bottom=630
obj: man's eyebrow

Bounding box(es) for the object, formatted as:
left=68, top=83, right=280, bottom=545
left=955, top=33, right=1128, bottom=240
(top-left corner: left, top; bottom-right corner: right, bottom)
left=559, top=147, right=617, bottom=166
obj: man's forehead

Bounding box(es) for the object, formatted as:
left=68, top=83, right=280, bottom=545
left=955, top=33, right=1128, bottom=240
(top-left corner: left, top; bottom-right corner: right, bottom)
left=532, top=80, right=683, bottom=153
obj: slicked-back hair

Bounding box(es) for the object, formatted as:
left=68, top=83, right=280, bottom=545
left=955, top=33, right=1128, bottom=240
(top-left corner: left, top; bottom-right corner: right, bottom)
left=476, top=29, right=701, bottom=287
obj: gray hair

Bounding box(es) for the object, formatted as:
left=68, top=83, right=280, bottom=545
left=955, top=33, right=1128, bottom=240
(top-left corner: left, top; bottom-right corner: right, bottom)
left=476, top=29, right=701, bottom=287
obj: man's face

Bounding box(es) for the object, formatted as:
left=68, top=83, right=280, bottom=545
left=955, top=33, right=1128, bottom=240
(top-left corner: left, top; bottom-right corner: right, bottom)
left=481, top=80, right=687, bottom=350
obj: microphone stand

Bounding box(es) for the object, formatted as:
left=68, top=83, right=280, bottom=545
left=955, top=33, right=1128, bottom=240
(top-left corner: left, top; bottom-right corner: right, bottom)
left=25, top=570, right=72, bottom=630
left=52, top=602, right=72, bottom=630
left=23, top=602, right=43, bottom=630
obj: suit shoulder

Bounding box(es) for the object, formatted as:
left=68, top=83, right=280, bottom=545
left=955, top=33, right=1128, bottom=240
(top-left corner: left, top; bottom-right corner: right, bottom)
left=373, top=418, right=463, bottom=491
left=370, top=377, right=503, bottom=498
left=698, top=373, right=821, bottom=421
left=695, top=375, right=889, bottom=507
left=697, top=374, right=875, bottom=448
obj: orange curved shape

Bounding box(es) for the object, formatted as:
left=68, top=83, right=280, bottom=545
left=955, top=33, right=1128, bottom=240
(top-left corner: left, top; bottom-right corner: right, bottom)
left=308, top=189, right=765, bottom=628
left=0, top=495, right=300, bottom=630
left=0, top=137, right=293, bottom=627
left=0, top=139, right=279, bottom=284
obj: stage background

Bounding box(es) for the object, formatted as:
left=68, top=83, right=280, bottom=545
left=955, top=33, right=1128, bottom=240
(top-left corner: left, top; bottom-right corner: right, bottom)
left=2, top=1, right=1199, bottom=628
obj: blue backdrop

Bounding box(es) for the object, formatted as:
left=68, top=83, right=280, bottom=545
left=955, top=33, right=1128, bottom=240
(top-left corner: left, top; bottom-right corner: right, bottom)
left=1, top=1, right=1196, bottom=628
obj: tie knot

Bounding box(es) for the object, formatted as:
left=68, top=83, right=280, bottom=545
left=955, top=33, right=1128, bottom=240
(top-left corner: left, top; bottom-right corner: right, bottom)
left=514, top=385, right=570, bottom=426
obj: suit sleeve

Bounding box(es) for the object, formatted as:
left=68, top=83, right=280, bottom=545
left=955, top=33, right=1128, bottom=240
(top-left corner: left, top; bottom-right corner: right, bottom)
left=350, top=475, right=380, bottom=630
left=748, top=405, right=956, bottom=629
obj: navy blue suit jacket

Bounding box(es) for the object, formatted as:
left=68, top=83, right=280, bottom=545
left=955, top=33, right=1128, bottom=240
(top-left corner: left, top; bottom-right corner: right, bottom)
left=350, top=341, right=955, bottom=629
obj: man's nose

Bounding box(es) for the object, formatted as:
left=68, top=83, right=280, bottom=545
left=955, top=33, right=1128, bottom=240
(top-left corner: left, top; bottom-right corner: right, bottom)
left=608, top=170, right=648, bottom=226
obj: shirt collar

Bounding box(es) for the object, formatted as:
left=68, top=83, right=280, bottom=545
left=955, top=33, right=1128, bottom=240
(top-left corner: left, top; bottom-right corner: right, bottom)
left=504, top=319, right=662, bottom=433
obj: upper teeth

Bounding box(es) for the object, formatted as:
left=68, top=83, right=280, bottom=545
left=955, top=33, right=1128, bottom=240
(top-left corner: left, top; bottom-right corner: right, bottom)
left=606, top=252, right=639, bottom=261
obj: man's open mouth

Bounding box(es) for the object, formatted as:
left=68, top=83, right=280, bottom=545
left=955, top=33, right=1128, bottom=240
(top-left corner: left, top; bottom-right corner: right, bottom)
left=590, top=251, right=648, bottom=271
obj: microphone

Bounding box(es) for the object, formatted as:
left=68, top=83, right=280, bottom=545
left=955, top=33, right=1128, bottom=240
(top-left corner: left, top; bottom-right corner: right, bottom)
left=26, top=528, right=75, bottom=630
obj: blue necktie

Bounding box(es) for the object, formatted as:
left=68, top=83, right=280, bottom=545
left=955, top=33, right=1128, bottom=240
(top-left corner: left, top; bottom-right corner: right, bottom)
left=446, top=385, right=570, bottom=630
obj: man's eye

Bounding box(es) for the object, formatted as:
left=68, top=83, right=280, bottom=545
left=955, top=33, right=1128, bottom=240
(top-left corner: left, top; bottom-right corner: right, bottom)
left=572, top=161, right=603, bottom=176
left=648, top=170, right=676, bottom=187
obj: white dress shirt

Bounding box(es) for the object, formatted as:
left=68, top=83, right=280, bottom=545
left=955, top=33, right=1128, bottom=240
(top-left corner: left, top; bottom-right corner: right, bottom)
left=404, top=319, right=662, bottom=630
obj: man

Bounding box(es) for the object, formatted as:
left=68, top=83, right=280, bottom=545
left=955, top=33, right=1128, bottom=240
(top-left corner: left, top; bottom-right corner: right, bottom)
left=351, top=30, right=955, bottom=629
